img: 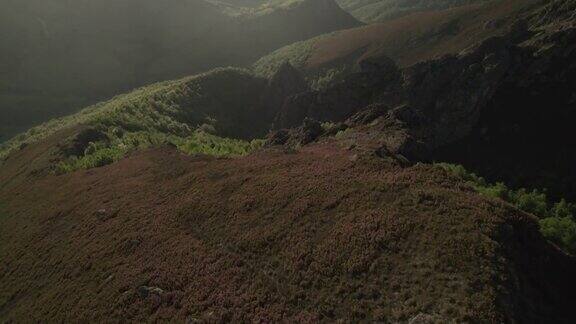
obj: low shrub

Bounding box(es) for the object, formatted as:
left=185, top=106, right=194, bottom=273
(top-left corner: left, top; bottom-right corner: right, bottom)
left=55, top=130, right=264, bottom=174
left=55, top=146, right=127, bottom=174
left=435, top=163, right=576, bottom=254
left=540, top=216, right=576, bottom=253
left=178, top=131, right=264, bottom=157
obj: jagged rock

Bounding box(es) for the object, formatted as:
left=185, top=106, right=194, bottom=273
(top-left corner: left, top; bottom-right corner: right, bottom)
left=323, top=122, right=348, bottom=136
left=137, top=286, right=165, bottom=299
left=530, top=0, right=576, bottom=26
left=95, top=208, right=119, bottom=222
left=298, top=118, right=324, bottom=145
left=61, top=128, right=108, bottom=157
left=275, top=56, right=403, bottom=129
left=266, top=118, right=324, bottom=148
left=374, top=145, right=410, bottom=167
left=346, top=103, right=390, bottom=126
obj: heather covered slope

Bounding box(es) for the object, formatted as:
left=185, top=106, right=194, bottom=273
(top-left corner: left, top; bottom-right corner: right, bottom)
left=337, top=0, right=490, bottom=22
left=0, top=0, right=359, bottom=142
left=267, top=0, right=576, bottom=201
left=0, top=138, right=575, bottom=322
left=254, top=0, right=540, bottom=81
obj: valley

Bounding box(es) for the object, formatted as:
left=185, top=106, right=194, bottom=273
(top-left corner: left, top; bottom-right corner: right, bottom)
left=1, top=0, right=575, bottom=322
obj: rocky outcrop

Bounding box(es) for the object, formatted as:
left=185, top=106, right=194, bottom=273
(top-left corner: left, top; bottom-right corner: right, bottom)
left=266, top=118, right=324, bottom=148
left=270, top=4, right=576, bottom=199
left=275, top=55, right=403, bottom=129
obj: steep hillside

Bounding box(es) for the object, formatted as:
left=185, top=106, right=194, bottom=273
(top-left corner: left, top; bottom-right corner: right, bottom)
left=1, top=135, right=575, bottom=322
left=337, top=0, right=490, bottom=22
left=0, top=66, right=310, bottom=176
left=268, top=0, right=576, bottom=202
left=254, top=0, right=540, bottom=83
left=213, top=0, right=489, bottom=22
left=0, top=0, right=359, bottom=142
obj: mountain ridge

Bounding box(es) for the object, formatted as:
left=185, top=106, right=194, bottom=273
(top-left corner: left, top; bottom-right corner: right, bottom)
left=0, top=0, right=359, bottom=143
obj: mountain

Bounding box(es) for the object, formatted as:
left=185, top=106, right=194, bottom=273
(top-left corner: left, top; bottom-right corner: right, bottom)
left=254, top=0, right=539, bottom=82
left=267, top=0, right=576, bottom=202
left=337, top=0, right=490, bottom=22
left=213, top=0, right=490, bottom=22
left=1, top=0, right=576, bottom=321
left=0, top=0, right=359, bottom=143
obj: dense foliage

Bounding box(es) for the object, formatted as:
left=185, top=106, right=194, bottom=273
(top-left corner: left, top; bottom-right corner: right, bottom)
left=436, top=163, right=576, bottom=254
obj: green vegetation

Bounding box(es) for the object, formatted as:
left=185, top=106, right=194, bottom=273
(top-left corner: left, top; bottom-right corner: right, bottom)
left=311, top=65, right=351, bottom=90
left=253, top=32, right=352, bottom=89
left=1, top=0, right=359, bottom=142
left=436, top=163, right=576, bottom=254
left=540, top=216, right=576, bottom=253
left=1, top=68, right=269, bottom=172
left=55, top=130, right=264, bottom=174
left=253, top=36, right=318, bottom=78
left=178, top=131, right=264, bottom=157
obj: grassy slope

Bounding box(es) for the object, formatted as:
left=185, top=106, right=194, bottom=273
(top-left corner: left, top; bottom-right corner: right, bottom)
left=0, top=68, right=268, bottom=171
left=337, top=0, right=490, bottom=22
left=436, top=163, right=576, bottom=253
left=254, top=0, right=539, bottom=80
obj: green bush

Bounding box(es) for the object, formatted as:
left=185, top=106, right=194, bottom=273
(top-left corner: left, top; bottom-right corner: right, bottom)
left=552, top=199, right=575, bottom=218
left=476, top=182, right=508, bottom=199
left=54, top=130, right=264, bottom=174
left=0, top=67, right=267, bottom=162
left=435, top=163, right=575, bottom=254
left=435, top=163, right=486, bottom=186
left=55, top=146, right=127, bottom=174
left=509, top=189, right=549, bottom=218
left=178, top=131, right=264, bottom=157
left=540, top=217, right=576, bottom=253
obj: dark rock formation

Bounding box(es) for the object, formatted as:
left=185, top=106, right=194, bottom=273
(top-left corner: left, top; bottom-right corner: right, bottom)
left=266, top=118, right=324, bottom=148
left=346, top=103, right=390, bottom=126
left=275, top=55, right=403, bottom=129
left=60, top=127, right=108, bottom=157
left=433, top=25, right=576, bottom=200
